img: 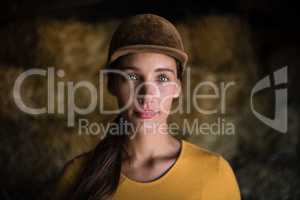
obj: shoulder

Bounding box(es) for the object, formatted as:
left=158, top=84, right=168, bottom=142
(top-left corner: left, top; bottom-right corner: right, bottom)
left=182, top=140, right=241, bottom=200
left=183, top=139, right=221, bottom=168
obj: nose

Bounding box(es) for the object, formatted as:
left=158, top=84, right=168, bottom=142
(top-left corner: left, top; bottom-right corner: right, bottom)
left=135, top=81, right=159, bottom=109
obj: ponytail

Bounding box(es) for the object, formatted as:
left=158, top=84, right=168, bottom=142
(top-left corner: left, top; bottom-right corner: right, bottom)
left=71, top=114, right=129, bottom=200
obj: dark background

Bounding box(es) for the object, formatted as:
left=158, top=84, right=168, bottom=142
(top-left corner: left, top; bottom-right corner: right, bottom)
left=0, top=0, right=299, bottom=199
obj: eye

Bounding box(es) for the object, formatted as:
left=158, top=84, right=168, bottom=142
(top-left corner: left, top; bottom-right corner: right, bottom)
left=127, top=73, right=139, bottom=81
left=158, top=74, right=170, bottom=82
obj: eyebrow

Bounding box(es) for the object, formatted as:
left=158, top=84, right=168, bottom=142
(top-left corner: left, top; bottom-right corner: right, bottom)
left=120, top=66, right=176, bottom=75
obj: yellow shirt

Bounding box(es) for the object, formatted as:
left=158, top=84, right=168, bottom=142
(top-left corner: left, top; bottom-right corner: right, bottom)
left=52, top=139, right=241, bottom=200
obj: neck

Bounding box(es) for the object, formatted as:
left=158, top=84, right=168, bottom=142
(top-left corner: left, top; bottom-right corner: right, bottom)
left=124, top=121, right=178, bottom=162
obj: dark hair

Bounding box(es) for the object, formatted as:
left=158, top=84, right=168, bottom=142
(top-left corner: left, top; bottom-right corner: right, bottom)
left=70, top=55, right=183, bottom=200
left=70, top=114, right=129, bottom=200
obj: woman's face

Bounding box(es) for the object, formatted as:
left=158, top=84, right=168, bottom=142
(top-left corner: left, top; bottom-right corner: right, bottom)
left=112, top=52, right=181, bottom=127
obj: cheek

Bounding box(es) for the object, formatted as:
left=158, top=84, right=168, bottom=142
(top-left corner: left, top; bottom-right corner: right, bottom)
left=158, top=84, right=178, bottom=110
left=159, top=83, right=179, bottom=98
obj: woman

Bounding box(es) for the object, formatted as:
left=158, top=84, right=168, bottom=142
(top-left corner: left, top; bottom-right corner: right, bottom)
left=52, top=13, right=241, bottom=200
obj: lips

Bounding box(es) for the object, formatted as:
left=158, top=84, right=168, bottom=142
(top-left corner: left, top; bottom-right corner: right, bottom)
left=134, top=110, right=159, bottom=119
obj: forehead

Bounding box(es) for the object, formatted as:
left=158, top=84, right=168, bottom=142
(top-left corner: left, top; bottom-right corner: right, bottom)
left=117, top=52, right=177, bottom=72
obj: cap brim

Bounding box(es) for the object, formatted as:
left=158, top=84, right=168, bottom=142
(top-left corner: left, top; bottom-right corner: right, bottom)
left=108, top=44, right=188, bottom=70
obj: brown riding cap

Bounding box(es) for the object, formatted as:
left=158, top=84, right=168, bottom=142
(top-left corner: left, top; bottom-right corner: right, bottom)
left=106, top=13, right=188, bottom=73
